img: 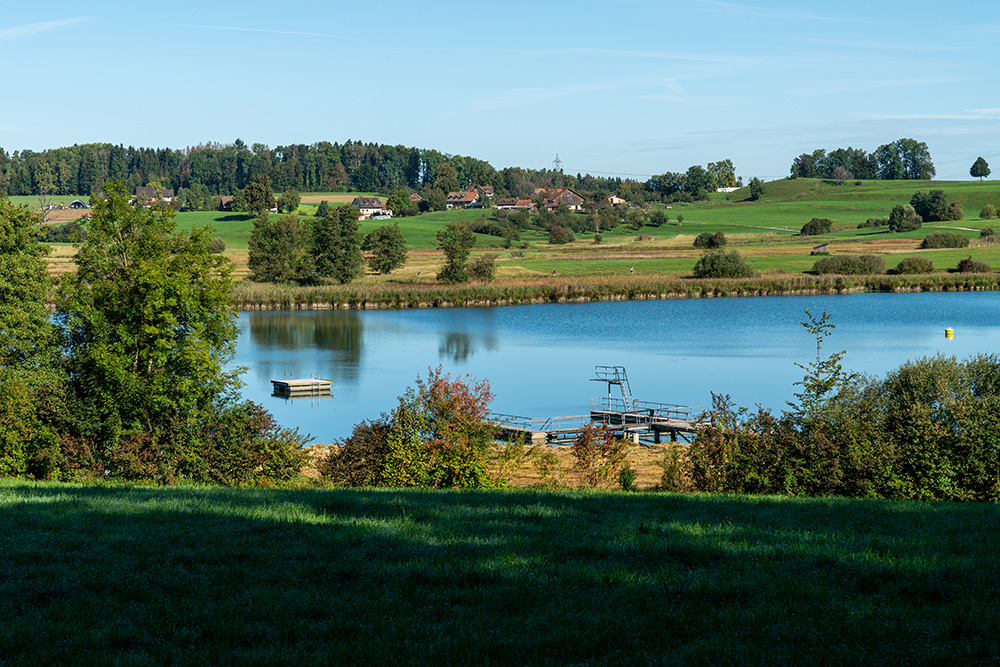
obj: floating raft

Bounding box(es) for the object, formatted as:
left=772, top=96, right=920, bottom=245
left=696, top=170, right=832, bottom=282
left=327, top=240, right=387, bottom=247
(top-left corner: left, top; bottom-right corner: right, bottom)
left=270, top=378, right=333, bottom=398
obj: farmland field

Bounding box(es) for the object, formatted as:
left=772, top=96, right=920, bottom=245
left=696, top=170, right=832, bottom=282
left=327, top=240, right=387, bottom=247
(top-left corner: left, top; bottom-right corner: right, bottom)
left=30, top=179, right=1000, bottom=287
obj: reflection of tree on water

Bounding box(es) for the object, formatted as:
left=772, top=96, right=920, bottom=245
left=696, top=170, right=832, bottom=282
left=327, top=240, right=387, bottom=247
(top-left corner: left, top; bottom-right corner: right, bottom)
left=439, top=331, right=498, bottom=363
left=248, top=311, right=362, bottom=382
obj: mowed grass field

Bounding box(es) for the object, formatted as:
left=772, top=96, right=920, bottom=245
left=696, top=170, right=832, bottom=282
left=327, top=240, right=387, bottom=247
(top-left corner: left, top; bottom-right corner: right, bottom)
left=32, top=179, right=1000, bottom=282
left=2, top=480, right=998, bottom=666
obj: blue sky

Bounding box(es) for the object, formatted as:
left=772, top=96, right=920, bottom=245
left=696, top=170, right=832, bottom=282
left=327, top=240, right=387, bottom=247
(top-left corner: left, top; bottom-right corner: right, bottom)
left=2, top=1, right=997, bottom=182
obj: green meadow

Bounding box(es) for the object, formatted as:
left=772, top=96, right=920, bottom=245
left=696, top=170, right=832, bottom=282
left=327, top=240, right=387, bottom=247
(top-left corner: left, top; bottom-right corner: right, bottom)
left=2, top=480, right=998, bottom=666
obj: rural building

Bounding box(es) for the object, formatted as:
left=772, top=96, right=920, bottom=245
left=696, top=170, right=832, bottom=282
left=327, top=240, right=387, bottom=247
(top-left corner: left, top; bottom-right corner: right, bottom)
left=496, top=197, right=535, bottom=211
left=542, top=188, right=585, bottom=212
left=608, top=195, right=626, bottom=206
left=409, top=192, right=423, bottom=203
left=218, top=196, right=234, bottom=211
left=135, top=186, right=174, bottom=203
left=471, top=185, right=494, bottom=197
left=352, top=196, right=390, bottom=219
left=446, top=190, right=479, bottom=209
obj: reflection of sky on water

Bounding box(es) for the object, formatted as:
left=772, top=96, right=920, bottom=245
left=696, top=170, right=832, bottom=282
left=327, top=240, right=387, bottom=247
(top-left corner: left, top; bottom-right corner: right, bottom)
left=232, top=292, right=1000, bottom=443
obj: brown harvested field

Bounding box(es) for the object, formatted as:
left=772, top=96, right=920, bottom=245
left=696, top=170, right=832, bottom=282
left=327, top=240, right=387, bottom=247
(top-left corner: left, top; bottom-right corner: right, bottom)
left=42, top=209, right=90, bottom=223
left=299, top=194, right=363, bottom=204
left=306, top=442, right=675, bottom=490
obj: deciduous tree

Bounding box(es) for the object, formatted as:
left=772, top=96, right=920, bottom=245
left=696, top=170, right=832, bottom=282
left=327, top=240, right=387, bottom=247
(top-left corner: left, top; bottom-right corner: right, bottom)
left=0, top=200, right=53, bottom=368
left=243, top=174, right=276, bottom=217
left=362, top=223, right=407, bottom=274
left=248, top=213, right=310, bottom=282
left=56, top=181, right=240, bottom=471
left=970, top=157, right=991, bottom=180
left=312, top=205, right=363, bottom=283
left=436, top=221, right=476, bottom=283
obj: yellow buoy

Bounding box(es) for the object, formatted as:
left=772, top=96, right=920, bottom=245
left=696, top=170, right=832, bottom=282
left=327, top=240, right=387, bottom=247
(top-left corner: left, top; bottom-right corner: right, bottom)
left=945, top=327, right=954, bottom=339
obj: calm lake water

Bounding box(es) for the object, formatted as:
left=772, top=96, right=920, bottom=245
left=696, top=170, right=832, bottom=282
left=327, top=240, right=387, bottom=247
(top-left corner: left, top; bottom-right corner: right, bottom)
left=232, top=292, right=1000, bottom=443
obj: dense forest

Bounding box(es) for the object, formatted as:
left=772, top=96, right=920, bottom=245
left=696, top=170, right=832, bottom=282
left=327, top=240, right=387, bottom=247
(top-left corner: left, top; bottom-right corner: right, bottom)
left=0, top=137, right=935, bottom=206
left=0, top=140, right=635, bottom=201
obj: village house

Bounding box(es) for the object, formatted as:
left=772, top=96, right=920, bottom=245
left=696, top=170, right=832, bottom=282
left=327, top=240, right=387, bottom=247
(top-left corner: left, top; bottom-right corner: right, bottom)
left=542, top=188, right=585, bottom=212
left=608, top=195, right=627, bottom=206
left=352, top=196, right=391, bottom=219
left=496, top=197, right=535, bottom=211
left=134, top=186, right=174, bottom=204
left=446, top=190, right=479, bottom=209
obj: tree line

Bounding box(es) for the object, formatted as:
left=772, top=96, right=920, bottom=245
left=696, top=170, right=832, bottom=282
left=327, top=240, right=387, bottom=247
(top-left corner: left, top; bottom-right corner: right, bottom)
left=789, top=138, right=936, bottom=180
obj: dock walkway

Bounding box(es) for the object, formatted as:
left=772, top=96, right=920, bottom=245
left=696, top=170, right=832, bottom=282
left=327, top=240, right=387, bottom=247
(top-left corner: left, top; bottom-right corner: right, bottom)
left=490, top=366, right=706, bottom=445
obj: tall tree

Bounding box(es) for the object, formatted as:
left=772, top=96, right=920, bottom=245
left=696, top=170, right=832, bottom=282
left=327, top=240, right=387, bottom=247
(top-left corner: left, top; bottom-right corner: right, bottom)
left=312, top=205, right=363, bottom=283
left=362, top=223, right=408, bottom=275
left=707, top=160, right=736, bottom=188
left=0, top=200, right=53, bottom=368
left=971, top=157, right=991, bottom=180
left=248, top=214, right=310, bottom=282
left=243, top=174, right=276, bottom=217
left=56, top=181, right=239, bottom=459
left=436, top=221, right=476, bottom=283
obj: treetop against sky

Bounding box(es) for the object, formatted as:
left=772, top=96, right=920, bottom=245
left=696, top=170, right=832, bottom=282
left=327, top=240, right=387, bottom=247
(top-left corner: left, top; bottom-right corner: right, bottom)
left=1, top=0, right=997, bottom=181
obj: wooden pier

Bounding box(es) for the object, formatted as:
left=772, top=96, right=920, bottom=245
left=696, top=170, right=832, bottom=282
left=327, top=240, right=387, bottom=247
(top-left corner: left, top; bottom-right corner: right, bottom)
left=270, top=378, right=333, bottom=398
left=491, top=366, right=706, bottom=445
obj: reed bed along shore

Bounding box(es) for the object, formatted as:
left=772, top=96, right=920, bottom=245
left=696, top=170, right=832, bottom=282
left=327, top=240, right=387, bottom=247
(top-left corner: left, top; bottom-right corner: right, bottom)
left=232, top=273, right=1000, bottom=310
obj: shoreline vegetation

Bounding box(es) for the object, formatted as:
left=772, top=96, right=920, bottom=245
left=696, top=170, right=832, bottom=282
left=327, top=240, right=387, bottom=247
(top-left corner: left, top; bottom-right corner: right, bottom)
left=232, top=273, right=1000, bottom=310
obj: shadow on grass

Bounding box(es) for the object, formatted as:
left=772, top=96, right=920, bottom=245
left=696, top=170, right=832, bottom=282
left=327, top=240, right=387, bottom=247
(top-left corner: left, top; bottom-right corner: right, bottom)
left=1, top=483, right=998, bottom=665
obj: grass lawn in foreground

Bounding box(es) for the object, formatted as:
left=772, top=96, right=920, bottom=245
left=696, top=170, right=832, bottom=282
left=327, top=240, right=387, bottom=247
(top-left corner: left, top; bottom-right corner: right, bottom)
left=2, top=481, right=998, bottom=665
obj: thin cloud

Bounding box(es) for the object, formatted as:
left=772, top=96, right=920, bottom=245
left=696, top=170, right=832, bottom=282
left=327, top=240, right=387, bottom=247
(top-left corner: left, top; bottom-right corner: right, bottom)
left=169, top=23, right=357, bottom=41
left=697, top=0, right=844, bottom=21
left=0, top=17, right=89, bottom=41
left=856, top=109, right=1000, bottom=121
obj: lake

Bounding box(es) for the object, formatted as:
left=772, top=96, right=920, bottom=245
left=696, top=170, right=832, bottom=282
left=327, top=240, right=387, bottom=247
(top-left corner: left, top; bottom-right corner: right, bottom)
left=232, top=291, right=1000, bottom=443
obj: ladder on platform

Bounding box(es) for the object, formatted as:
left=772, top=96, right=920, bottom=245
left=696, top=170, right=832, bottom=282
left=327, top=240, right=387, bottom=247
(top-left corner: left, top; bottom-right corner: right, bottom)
left=592, top=366, right=634, bottom=410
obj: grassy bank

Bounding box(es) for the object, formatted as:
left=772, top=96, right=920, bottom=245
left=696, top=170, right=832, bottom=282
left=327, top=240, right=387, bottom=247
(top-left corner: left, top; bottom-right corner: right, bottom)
left=2, top=480, right=997, bottom=665
left=232, top=273, right=1000, bottom=309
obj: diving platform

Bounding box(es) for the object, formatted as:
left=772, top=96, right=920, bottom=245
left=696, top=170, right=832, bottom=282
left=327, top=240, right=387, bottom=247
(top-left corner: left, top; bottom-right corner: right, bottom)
left=270, top=378, right=333, bottom=398
left=491, top=366, right=706, bottom=445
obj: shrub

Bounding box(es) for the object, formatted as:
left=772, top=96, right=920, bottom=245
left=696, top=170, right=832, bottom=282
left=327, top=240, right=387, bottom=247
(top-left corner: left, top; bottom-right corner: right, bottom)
left=548, top=225, right=575, bottom=244
left=858, top=217, right=887, bottom=229
left=956, top=256, right=992, bottom=273
left=945, top=201, right=964, bottom=221
left=692, top=249, right=755, bottom=278
left=980, top=204, right=997, bottom=220
left=208, top=237, right=226, bottom=254
left=693, top=231, right=727, bottom=248
left=920, top=232, right=969, bottom=249
left=468, top=253, right=498, bottom=283
left=812, top=254, right=886, bottom=275
left=887, top=204, right=922, bottom=233
left=37, top=221, right=87, bottom=243
left=800, top=218, right=832, bottom=236
left=893, top=257, right=933, bottom=274
left=980, top=228, right=996, bottom=238
left=571, top=423, right=627, bottom=488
